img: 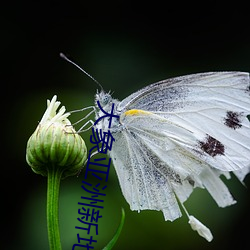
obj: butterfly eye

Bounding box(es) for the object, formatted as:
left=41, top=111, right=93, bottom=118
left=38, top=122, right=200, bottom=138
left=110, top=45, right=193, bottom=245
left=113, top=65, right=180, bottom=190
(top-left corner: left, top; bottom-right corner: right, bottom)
left=101, top=93, right=111, bottom=106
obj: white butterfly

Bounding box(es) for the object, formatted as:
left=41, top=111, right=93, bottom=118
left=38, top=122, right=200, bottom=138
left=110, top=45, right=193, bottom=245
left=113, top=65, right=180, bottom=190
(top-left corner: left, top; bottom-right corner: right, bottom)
left=92, top=72, right=250, bottom=241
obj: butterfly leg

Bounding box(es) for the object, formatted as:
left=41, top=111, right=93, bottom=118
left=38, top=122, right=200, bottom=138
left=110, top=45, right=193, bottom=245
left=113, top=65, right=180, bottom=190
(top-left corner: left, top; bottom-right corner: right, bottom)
left=69, top=106, right=96, bottom=132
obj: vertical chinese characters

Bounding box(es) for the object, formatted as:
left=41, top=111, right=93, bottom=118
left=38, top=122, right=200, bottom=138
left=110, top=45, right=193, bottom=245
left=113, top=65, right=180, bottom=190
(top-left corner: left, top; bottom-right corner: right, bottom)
left=72, top=101, right=119, bottom=250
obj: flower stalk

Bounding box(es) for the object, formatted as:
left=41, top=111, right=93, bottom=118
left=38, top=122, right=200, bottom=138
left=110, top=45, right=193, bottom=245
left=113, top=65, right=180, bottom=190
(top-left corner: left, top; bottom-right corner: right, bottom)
left=47, top=165, right=63, bottom=250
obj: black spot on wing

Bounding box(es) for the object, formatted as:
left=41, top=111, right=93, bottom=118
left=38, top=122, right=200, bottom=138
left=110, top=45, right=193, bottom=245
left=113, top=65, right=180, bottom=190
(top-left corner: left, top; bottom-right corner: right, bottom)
left=246, top=84, right=250, bottom=94
left=224, top=111, right=243, bottom=130
left=199, top=135, right=225, bottom=157
left=186, top=177, right=195, bottom=186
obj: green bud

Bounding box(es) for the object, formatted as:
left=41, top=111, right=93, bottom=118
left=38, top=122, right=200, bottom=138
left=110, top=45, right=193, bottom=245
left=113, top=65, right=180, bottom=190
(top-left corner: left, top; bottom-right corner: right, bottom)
left=26, top=95, right=87, bottom=178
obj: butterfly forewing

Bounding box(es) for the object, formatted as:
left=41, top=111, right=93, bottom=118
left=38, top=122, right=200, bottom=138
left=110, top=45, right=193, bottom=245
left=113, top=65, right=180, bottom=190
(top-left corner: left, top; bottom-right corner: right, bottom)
left=118, top=72, right=250, bottom=173
left=119, top=72, right=249, bottom=112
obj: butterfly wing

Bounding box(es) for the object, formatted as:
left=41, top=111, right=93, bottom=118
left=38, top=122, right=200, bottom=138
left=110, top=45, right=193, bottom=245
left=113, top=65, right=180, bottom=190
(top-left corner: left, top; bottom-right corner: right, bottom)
left=110, top=72, right=250, bottom=221
left=111, top=111, right=237, bottom=221
left=110, top=127, right=183, bottom=221
left=118, top=72, right=250, bottom=173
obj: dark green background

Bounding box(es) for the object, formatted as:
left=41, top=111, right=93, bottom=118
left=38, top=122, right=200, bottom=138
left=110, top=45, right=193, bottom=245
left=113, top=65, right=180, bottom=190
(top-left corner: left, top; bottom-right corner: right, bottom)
left=2, top=2, right=250, bottom=249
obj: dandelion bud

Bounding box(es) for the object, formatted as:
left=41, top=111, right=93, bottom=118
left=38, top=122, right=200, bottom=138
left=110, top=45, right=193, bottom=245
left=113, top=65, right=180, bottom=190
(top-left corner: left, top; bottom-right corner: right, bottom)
left=26, top=95, right=87, bottom=178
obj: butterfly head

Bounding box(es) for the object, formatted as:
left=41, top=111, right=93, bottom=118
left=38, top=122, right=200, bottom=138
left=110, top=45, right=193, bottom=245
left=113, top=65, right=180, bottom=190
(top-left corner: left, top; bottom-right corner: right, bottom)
left=94, top=90, right=121, bottom=132
left=95, top=90, right=113, bottom=108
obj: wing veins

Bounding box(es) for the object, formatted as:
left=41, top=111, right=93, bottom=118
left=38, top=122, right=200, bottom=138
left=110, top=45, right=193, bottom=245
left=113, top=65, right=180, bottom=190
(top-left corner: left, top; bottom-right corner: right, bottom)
left=123, top=131, right=142, bottom=207
left=124, top=130, right=152, bottom=208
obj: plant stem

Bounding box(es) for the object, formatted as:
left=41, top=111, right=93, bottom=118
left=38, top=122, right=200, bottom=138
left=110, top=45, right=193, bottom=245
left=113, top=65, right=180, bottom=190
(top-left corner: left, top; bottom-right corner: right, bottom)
left=47, top=165, right=63, bottom=250
left=102, top=208, right=125, bottom=250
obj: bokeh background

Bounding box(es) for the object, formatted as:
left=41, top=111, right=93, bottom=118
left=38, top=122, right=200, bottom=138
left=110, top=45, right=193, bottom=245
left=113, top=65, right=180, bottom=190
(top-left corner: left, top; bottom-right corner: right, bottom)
left=2, top=2, right=250, bottom=250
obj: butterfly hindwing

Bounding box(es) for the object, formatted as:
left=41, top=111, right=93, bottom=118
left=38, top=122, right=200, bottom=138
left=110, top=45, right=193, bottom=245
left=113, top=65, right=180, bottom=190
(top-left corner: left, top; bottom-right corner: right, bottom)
left=110, top=123, right=183, bottom=221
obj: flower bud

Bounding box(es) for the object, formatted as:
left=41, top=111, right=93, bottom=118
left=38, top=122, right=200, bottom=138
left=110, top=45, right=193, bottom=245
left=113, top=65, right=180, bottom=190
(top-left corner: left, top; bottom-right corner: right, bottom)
left=26, top=95, right=87, bottom=178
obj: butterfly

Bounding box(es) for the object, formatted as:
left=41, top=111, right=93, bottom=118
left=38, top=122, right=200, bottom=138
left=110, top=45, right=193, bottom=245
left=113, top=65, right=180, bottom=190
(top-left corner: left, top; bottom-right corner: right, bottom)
left=92, top=71, right=250, bottom=241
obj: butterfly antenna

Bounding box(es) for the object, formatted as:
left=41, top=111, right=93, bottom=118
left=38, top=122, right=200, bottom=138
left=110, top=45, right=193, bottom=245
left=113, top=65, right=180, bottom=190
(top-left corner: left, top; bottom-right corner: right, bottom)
left=60, top=53, right=104, bottom=91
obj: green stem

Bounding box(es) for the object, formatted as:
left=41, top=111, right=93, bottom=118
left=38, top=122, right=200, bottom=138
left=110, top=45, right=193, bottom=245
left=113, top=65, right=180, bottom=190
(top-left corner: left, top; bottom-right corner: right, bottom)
left=102, top=208, right=125, bottom=250
left=47, top=165, right=63, bottom=250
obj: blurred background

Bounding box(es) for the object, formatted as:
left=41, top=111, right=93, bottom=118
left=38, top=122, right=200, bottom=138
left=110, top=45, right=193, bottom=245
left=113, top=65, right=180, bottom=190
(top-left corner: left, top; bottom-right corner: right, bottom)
left=2, top=1, right=250, bottom=249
